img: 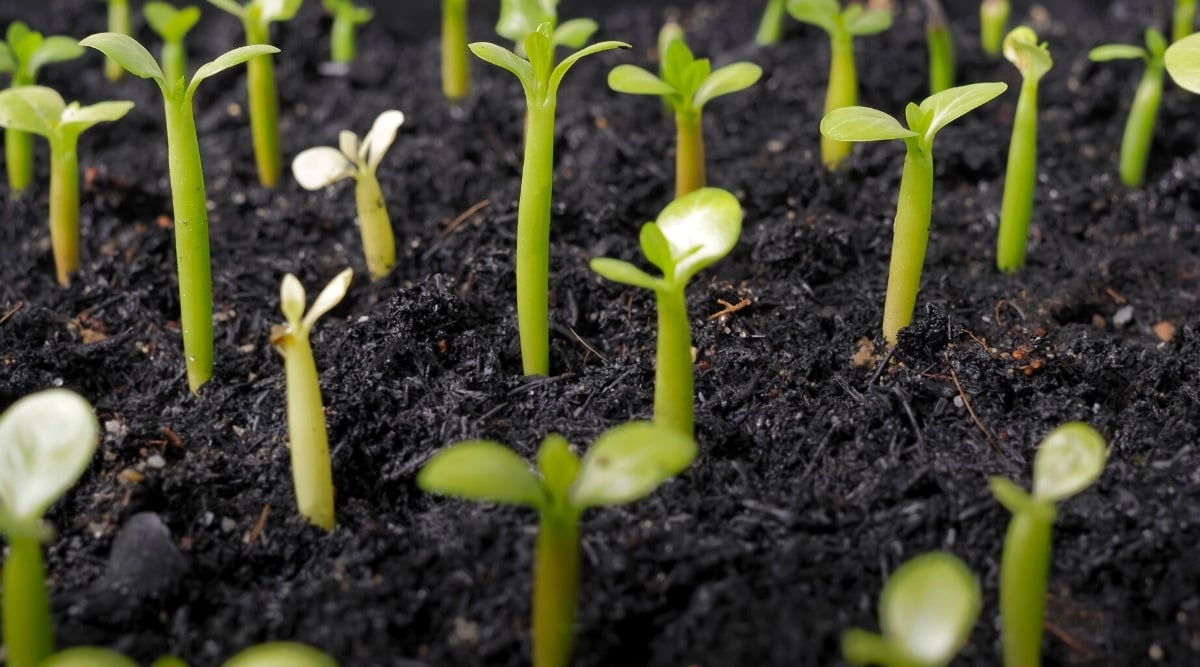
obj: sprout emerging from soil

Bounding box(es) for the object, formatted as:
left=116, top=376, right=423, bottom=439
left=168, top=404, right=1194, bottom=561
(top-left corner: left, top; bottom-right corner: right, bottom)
left=980, top=0, right=1009, bottom=56
left=842, top=551, right=981, bottom=667
left=0, top=87, right=133, bottom=286
left=1165, top=31, right=1200, bottom=93
left=786, top=0, right=893, bottom=170
left=756, top=0, right=788, bottom=46
left=991, top=422, right=1108, bottom=667
left=590, top=188, right=742, bottom=437
left=608, top=37, right=762, bottom=198
left=471, top=21, right=628, bottom=376
left=820, top=82, right=1006, bottom=345
left=40, top=642, right=336, bottom=667
left=105, top=0, right=131, bottom=81
left=207, top=0, right=301, bottom=188
left=292, top=110, right=404, bottom=280
left=1088, top=28, right=1167, bottom=188
left=323, top=0, right=372, bottom=64
left=1176, top=0, right=1197, bottom=43
left=270, top=268, right=353, bottom=532
left=81, top=32, right=280, bottom=393
left=419, top=421, right=696, bottom=667
left=0, top=21, right=84, bottom=194
left=996, top=27, right=1052, bottom=273
left=442, top=0, right=470, bottom=101
left=922, top=0, right=955, bottom=93
left=143, top=1, right=201, bottom=87
left=0, top=389, right=98, bottom=667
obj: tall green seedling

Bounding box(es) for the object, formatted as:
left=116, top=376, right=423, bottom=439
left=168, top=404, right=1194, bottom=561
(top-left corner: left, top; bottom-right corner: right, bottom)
left=1176, top=0, right=1196, bottom=42
left=471, top=22, right=628, bottom=376
left=443, top=0, right=470, bottom=101
left=923, top=0, right=955, bottom=93
left=0, top=87, right=133, bottom=286
left=821, top=82, right=1007, bottom=345
left=143, top=2, right=202, bottom=87
left=996, top=27, right=1052, bottom=273
left=980, top=0, right=1010, bottom=56
left=1089, top=28, right=1167, bottom=188
left=756, top=0, right=788, bottom=46
left=786, top=0, right=892, bottom=170
left=419, top=421, right=696, bottom=667
left=106, top=0, right=131, bottom=81
left=324, top=0, right=373, bottom=64
left=590, top=188, right=742, bottom=437
left=608, top=38, right=761, bottom=198
left=81, top=32, right=280, bottom=393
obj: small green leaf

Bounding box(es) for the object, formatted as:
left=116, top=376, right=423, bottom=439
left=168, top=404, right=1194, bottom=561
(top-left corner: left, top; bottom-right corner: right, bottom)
left=469, top=41, right=534, bottom=88
left=693, top=62, right=762, bottom=109
left=589, top=258, right=662, bottom=292
left=917, top=81, right=1007, bottom=146
left=845, top=6, right=892, bottom=36
left=349, top=6, right=374, bottom=24
left=419, top=441, right=546, bottom=508
left=549, top=40, right=631, bottom=95
left=10, top=27, right=42, bottom=65
left=37, top=648, right=140, bottom=667
left=639, top=222, right=672, bottom=273
left=1003, top=27, right=1052, bottom=81
left=207, top=0, right=246, bottom=18
left=1088, top=44, right=1147, bottom=62
left=608, top=65, right=676, bottom=96
left=880, top=552, right=981, bottom=666
left=661, top=38, right=694, bottom=85
left=570, top=421, right=696, bottom=509
left=842, top=628, right=893, bottom=667
left=0, top=85, right=63, bottom=137
left=27, top=36, right=85, bottom=76
left=358, top=109, right=405, bottom=169
left=496, top=0, right=553, bottom=44
left=1166, top=32, right=1200, bottom=93
left=536, top=434, right=580, bottom=504
left=187, top=44, right=280, bottom=99
left=0, top=45, right=14, bottom=73
left=786, top=0, right=841, bottom=35
left=259, top=0, right=304, bottom=23
left=79, top=33, right=166, bottom=84
left=0, top=389, right=99, bottom=523
left=680, top=58, right=712, bottom=96
left=1031, top=422, right=1107, bottom=502
left=60, top=100, right=134, bottom=128
left=553, top=18, right=598, bottom=49
left=292, top=146, right=355, bottom=190
left=656, top=187, right=743, bottom=285
left=1146, top=27, right=1167, bottom=59
left=145, top=3, right=203, bottom=42
left=820, top=106, right=917, bottom=142
left=221, top=642, right=337, bottom=667
left=6, top=22, right=31, bottom=53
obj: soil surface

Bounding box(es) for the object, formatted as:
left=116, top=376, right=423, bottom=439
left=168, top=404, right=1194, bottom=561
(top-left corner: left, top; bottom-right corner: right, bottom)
left=1, top=0, right=1199, bottom=666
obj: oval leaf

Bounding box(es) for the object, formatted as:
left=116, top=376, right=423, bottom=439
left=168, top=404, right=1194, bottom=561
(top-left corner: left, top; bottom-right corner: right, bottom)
left=418, top=441, right=546, bottom=508
left=188, top=44, right=280, bottom=98
left=261, top=0, right=304, bottom=24
left=79, top=33, right=166, bottom=83
left=845, top=7, right=892, bottom=36
left=880, top=551, right=981, bottom=666
left=917, top=81, right=1008, bottom=146
left=358, top=109, right=405, bottom=170
left=655, top=187, right=743, bottom=285
left=1166, top=32, right=1200, bottom=94
left=590, top=258, right=662, bottom=292
left=469, top=41, right=533, bottom=87
left=301, top=267, right=353, bottom=332
left=537, top=434, right=580, bottom=503
left=292, top=146, right=356, bottom=190
left=608, top=65, right=676, bottom=97
left=221, top=642, right=337, bottom=667
left=693, top=61, right=762, bottom=109
left=279, top=273, right=306, bottom=325
left=0, top=85, right=64, bottom=137
left=570, top=421, right=696, bottom=509
left=0, top=389, right=98, bottom=522
left=820, top=105, right=916, bottom=142
left=1088, top=44, right=1147, bottom=62
left=38, top=648, right=140, bottom=667
left=1003, top=27, right=1053, bottom=81
left=27, top=35, right=85, bottom=75
left=553, top=18, right=598, bottom=49
left=1032, top=422, right=1108, bottom=501
left=207, top=0, right=246, bottom=18
left=550, top=40, right=631, bottom=95
left=59, top=100, right=135, bottom=132
left=786, top=0, right=841, bottom=35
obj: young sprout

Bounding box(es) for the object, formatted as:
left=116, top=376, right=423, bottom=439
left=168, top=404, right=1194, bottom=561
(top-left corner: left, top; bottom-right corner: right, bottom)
left=143, top=2, right=201, bottom=87
left=842, top=552, right=981, bottom=667
left=821, top=82, right=1007, bottom=345
left=996, top=27, right=1052, bottom=273
left=471, top=22, right=628, bottom=376
left=0, top=22, right=85, bottom=194
left=442, top=0, right=470, bottom=102
left=105, top=0, right=131, bottom=81
left=755, top=0, right=788, bottom=46
left=81, top=32, right=280, bottom=393
left=270, top=268, right=353, bottom=532
left=292, top=110, right=404, bottom=280
left=922, top=0, right=955, bottom=93
left=207, top=0, right=301, bottom=188
left=1165, top=31, right=1200, bottom=92
left=786, top=0, right=893, bottom=170
left=323, top=0, right=373, bottom=64
left=590, top=188, right=742, bottom=437
left=0, top=87, right=133, bottom=286
left=496, top=0, right=599, bottom=51
left=1176, top=0, right=1196, bottom=43
left=419, top=421, right=696, bottom=667
left=980, top=0, right=1010, bottom=56
left=991, top=423, right=1107, bottom=667
left=0, top=389, right=98, bottom=667
left=1088, top=28, right=1167, bottom=188
left=608, top=38, right=762, bottom=198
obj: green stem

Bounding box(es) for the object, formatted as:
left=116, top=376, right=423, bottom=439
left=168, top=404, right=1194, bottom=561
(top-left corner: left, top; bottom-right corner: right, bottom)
left=442, top=0, right=470, bottom=102
left=980, top=0, right=1010, bottom=57
left=3, top=534, right=53, bottom=667
left=245, top=18, right=281, bottom=188
left=163, top=98, right=214, bottom=394
left=674, top=110, right=706, bottom=198
left=996, top=76, right=1039, bottom=273
left=161, top=40, right=187, bottom=90
left=823, top=31, right=857, bottom=170
left=755, top=0, right=787, bottom=46
left=331, top=12, right=356, bottom=63
left=927, top=24, right=956, bottom=93
left=1119, top=58, right=1163, bottom=188
left=106, top=0, right=131, bottom=81
left=49, top=144, right=80, bottom=287
left=882, top=143, right=935, bottom=346
left=654, top=287, right=694, bottom=437
left=532, top=511, right=580, bottom=667
left=6, top=128, right=33, bottom=194
left=282, top=331, right=335, bottom=531
left=1000, top=507, right=1054, bottom=667
left=516, top=99, right=556, bottom=376
left=354, top=170, right=396, bottom=280
left=1175, top=0, right=1197, bottom=42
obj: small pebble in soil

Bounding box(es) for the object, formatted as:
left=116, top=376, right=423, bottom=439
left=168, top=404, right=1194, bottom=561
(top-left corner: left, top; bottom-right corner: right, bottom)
left=78, top=513, right=189, bottom=624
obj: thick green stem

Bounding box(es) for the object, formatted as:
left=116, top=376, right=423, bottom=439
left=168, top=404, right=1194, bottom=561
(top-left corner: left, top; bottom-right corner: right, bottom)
left=755, top=0, right=787, bottom=46
left=882, top=143, right=935, bottom=346
left=823, top=32, right=857, bottom=170
left=1119, top=59, right=1163, bottom=188
left=674, top=110, right=706, bottom=198
left=532, top=512, right=580, bottom=667
left=442, top=0, right=470, bottom=102
left=106, top=0, right=131, bottom=81
left=654, top=287, right=694, bottom=437
left=331, top=12, right=356, bottom=63
left=1176, top=0, right=1197, bottom=42
left=1000, top=508, right=1054, bottom=667
left=161, top=40, right=187, bottom=90
left=282, top=332, right=335, bottom=531
left=49, top=145, right=80, bottom=286
left=6, top=128, right=33, bottom=195
left=245, top=19, right=281, bottom=188
left=3, top=534, right=53, bottom=667
left=515, top=100, right=556, bottom=376
left=927, top=24, right=956, bottom=93
left=163, top=98, right=214, bottom=394
left=996, top=76, right=1040, bottom=273
left=980, top=0, right=1010, bottom=57
left=354, top=170, right=396, bottom=280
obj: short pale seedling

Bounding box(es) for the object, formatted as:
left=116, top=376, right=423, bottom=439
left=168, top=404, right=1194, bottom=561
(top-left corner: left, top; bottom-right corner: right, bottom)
left=1165, top=31, right=1200, bottom=93
left=980, top=0, right=1010, bottom=56
left=419, top=421, right=697, bottom=667
left=1089, top=28, right=1167, bottom=188
left=590, top=188, right=742, bottom=437
left=608, top=37, right=762, bottom=198
left=270, top=268, right=353, bottom=531
left=324, top=0, right=373, bottom=64
left=143, top=1, right=202, bottom=87
left=820, top=82, right=1007, bottom=345
left=442, top=0, right=470, bottom=101
left=292, top=110, right=404, bottom=280
left=922, top=0, right=956, bottom=93
left=0, top=389, right=98, bottom=667
left=991, top=422, right=1107, bottom=667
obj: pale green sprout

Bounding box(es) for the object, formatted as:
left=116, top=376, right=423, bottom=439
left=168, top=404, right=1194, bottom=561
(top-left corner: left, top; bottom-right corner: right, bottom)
left=1089, top=28, right=1167, bottom=188
left=756, top=0, right=788, bottom=46
left=442, top=0, right=470, bottom=101
left=923, top=0, right=955, bottom=93
left=106, top=0, right=131, bottom=81
left=980, top=0, right=1010, bottom=57
left=496, top=0, right=598, bottom=52
left=0, top=86, right=133, bottom=286
left=1176, top=0, right=1197, bottom=43
left=1165, top=31, right=1200, bottom=92
left=143, top=2, right=202, bottom=87
left=292, top=110, right=404, bottom=281
left=323, top=0, right=373, bottom=64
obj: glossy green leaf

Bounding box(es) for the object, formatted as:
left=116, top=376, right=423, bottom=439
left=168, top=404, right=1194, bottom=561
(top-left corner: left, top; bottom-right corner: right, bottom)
left=820, top=105, right=915, bottom=143
left=786, top=0, right=841, bottom=35
left=661, top=37, right=694, bottom=85
left=144, top=3, right=203, bottom=42
left=10, top=25, right=41, bottom=65
left=608, top=65, right=676, bottom=96
left=693, top=62, right=762, bottom=109
left=917, top=81, right=1007, bottom=146
left=221, top=642, right=337, bottom=667
left=1088, top=44, right=1147, bottom=62
left=1031, top=422, right=1107, bottom=502
left=0, top=85, right=63, bottom=136
left=549, top=40, right=630, bottom=95
left=207, top=0, right=246, bottom=18
left=570, top=421, right=696, bottom=509
left=27, top=36, right=84, bottom=75
left=589, top=258, right=663, bottom=292
left=187, top=44, right=280, bottom=98
left=418, top=441, right=546, bottom=508
left=1166, top=32, right=1200, bottom=93
left=60, top=100, right=134, bottom=130
left=880, top=551, right=981, bottom=666
left=38, top=648, right=140, bottom=667
left=469, top=41, right=533, bottom=88
left=844, top=6, right=892, bottom=36
left=656, top=187, right=743, bottom=285
left=6, top=22, right=31, bottom=53
left=537, top=434, right=580, bottom=503
left=79, top=33, right=166, bottom=84
left=1003, top=27, right=1052, bottom=81
left=553, top=18, right=597, bottom=48
left=0, top=389, right=98, bottom=522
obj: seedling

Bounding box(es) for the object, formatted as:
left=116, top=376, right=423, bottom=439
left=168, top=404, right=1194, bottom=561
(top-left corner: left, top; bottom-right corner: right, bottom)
left=419, top=421, right=696, bottom=667
left=324, top=0, right=373, bottom=64
left=0, top=389, right=98, bottom=667
left=786, top=0, right=892, bottom=170
left=590, top=188, right=742, bottom=437
left=208, top=0, right=301, bottom=188
left=292, top=110, right=404, bottom=280
left=0, top=22, right=84, bottom=194
left=923, top=0, right=955, bottom=93
left=471, top=21, right=628, bottom=375
left=105, top=0, right=131, bottom=81
left=1165, top=31, right=1200, bottom=92
left=1176, top=0, right=1196, bottom=42
left=81, top=32, right=279, bottom=393
left=991, top=422, right=1107, bottom=667
left=820, top=82, right=1007, bottom=345
left=496, top=0, right=598, bottom=52
left=0, top=87, right=133, bottom=286
left=143, top=2, right=201, bottom=87
left=442, top=0, right=470, bottom=101
left=270, top=268, right=353, bottom=531
left=1089, top=28, right=1167, bottom=188
left=39, top=642, right=336, bottom=667
left=842, top=552, right=981, bottom=667
left=755, top=0, right=787, bottom=46
left=996, top=27, right=1052, bottom=273
left=979, top=0, right=1009, bottom=56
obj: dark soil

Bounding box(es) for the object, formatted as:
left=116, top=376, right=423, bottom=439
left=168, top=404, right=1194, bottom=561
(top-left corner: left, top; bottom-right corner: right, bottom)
left=2, top=0, right=1199, bottom=665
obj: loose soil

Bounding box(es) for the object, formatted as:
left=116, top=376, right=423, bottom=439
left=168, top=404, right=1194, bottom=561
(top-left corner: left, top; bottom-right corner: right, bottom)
left=1, top=0, right=1198, bottom=665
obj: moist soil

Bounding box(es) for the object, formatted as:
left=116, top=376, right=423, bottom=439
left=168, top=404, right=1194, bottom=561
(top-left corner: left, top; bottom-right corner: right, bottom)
left=1, top=0, right=1199, bottom=665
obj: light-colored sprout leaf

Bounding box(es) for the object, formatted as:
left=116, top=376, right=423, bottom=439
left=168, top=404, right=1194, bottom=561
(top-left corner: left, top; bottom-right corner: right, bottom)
left=260, top=0, right=304, bottom=23
left=301, top=267, right=353, bottom=332
left=553, top=18, right=598, bottom=49
left=279, top=273, right=307, bottom=325
left=880, top=551, right=981, bottom=666
left=1032, top=422, right=1107, bottom=501
left=496, top=0, right=554, bottom=44
left=37, top=648, right=140, bottom=667
left=608, top=65, right=677, bottom=96
left=145, top=3, right=203, bottom=42
left=662, top=38, right=694, bottom=84
left=207, top=0, right=246, bottom=18
left=358, top=109, right=405, bottom=170
left=469, top=41, right=534, bottom=87
left=1003, top=27, right=1052, bottom=81
left=681, top=58, right=712, bottom=95
left=0, top=389, right=98, bottom=523
left=292, top=146, right=356, bottom=190
left=221, top=642, right=338, bottom=667
left=537, top=434, right=580, bottom=502
left=549, top=40, right=631, bottom=94
left=1146, top=28, right=1167, bottom=58
left=842, top=628, right=893, bottom=667
left=418, top=441, right=546, bottom=508
left=589, top=258, right=663, bottom=292
left=59, top=100, right=135, bottom=132
left=693, top=62, right=762, bottom=109
left=820, top=106, right=917, bottom=142
left=28, top=36, right=85, bottom=75
left=0, top=86, right=64, bottom=137
left=845, top=7, right=892, bottom=36
left=786, top=0, right=841, bottom=35
left=1088, top=44, right=1147, bottom=62
left=639, top=221, right=672, bottom=273
left=1165, top=32, right=1200, bottom=93
left=917, top=81, right=1008, bottom=146
left=0, top=45, right=14, bottom=73
left=188, top=44, right=280, bottom=98
left=570, top=422, right=696, bottom=509
left=656, top=187, right=742, bottom=284
left=79, top=33, right=166, bottom=83
left=338, top=130, right=358, bottom=162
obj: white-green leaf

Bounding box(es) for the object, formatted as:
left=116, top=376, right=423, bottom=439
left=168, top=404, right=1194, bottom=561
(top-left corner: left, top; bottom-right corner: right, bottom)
left=338, top=130, right=358, bottom=162
left=418, top=441, right=546, bottom=509
left=0, top=389, right=98, bottom=522
left=358, top=109, right=404, bottom=170
left=549, top=40, right=630, bottom=95
left=820, top=105, right=916, bottom=142
left=917, top=81, right=1007, bottom=146
left=590, top=258, right=662, bottom=292
left=1032, top=422, right=1108, bottom=502
left=570, top=422, right=696, bottom=509
left=79, top=33, right=166, bottom=84
left=279, top=273, right=307, bottom=325
left=38, top=648, right=140, bottom=667
left=301, top=267, right=353, bottom=332
left=188, top=44, right=279, bottom=98
left=27, top=36, right=84, bottom=75
left=59, top=100, right=135, bottom=133
left=1166, top=32, right=1200, bottom=94
left=845, top=7, right=892, bottom=36
left=0, top=85, right=64, bottom=137
left=221, top=642, right=337, bottom=667
left=786, top=0, right=841, bottom=35
left=1088, top=44, right=1147, bottom=62
left=292, top=146, right=356, bottom=190
left=608, top=65, right=676, bottom=97
left=1003, top=27, right=1052, bottom=81
left=553, top=19, right=598, bottom=49
left=880, top=551, right=981, bottom=666
left=655, top=187, right=743, bottom=285
left=259, top=0, right=304, bottom=23
left=693, top=62, right=762, bottom=109
left=469, top=41, right=533, bottom=87
left=207, top=0, right=246, bottom=18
